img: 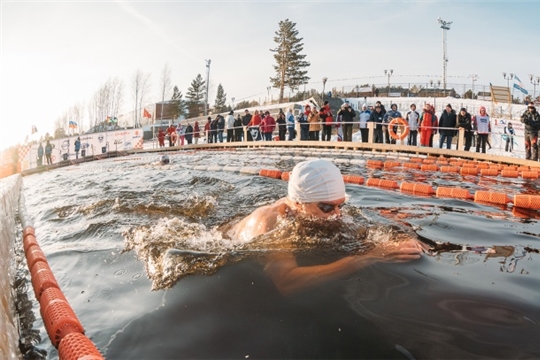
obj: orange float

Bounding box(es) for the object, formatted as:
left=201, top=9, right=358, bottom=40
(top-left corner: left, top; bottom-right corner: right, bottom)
left=259, top=169, right=282, bottom=179
left=342, top=175, right=365, bottom=185
left=58, top=332, right=104, bottom=359
left=513, top=195, right=540, bottom=210
left=436, top=187, right=473, bottom=200
left=388, top=118, right=410, bottom=141
left=474, top=191, right=510, bottom=206
left=400, top=182, right=435, bottom=195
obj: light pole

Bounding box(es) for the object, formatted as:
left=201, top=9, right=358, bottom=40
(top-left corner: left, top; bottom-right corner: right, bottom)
left=530, top=74, right=540, bottom=101
left=384, top=69, right=393, bottom=96
left=231, top=97, right=235, bottom=110
left=503, top=72, right=514, bottom=89
left=267, top=86, right=271, bottom=104
left=469, top=74, right=478, bottom=99
left=438, top=17, right=452, bottom=97
left=322, top=77, right=328, bottom=102
left=430, top=80, right=436, bottom=102
left=204, top=59, right=211, bottom=116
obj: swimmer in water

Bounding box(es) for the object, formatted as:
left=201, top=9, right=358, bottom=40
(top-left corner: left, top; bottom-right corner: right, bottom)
left=233, top=159, right=423, bottom=295
left=159, top=155, right=170, bottom=165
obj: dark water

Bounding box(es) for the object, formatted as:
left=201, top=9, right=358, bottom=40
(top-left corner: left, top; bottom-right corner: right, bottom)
left=21, top=149, right=540, bottom=359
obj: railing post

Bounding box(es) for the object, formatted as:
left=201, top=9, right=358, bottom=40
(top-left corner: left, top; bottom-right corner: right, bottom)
left=457, top=127, right=465, bottom=151
left=367, top=121, right=374, bottom=144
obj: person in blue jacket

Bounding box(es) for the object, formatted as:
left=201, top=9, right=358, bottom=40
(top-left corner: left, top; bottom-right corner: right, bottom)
left=74, top=137, right=81, bottom=159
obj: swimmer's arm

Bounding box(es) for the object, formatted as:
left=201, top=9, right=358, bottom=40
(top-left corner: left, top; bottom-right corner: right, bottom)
left=264, top=254, right=377, bottom=296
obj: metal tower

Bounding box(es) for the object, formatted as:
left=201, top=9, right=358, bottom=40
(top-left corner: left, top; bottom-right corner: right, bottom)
left=204, top=59, right=211, bottom=116
left=438, top=17, right=452, bottom=96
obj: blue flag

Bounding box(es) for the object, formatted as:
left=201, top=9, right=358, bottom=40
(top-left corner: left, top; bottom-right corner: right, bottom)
left=513, top=75, right=529, bottom=95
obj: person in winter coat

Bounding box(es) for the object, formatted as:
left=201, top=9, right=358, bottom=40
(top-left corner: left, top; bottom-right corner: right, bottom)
left=504, top=122, right=515, bottom=152
left=472, top=106, right=491, bottom=154
left=337, top=102, right=356, bottom=142
left=320, top=101, right=333, bottom=141
left=358, top=104, right=371, bottom=143
left=176, top=123, right=185, bottom=146
left=248, top=110, right=262, bottom=141
left=308, top=106, right=321, bottom=141
left=243, top=110, right=253, bottom=141
left=45, top=140, right=53, bottom=165
left=419, top=104, right=438, bottom=147
left=405, top=104, right=419, bottom=146
left=193, top=121, right=200, bottom=144
left=167, top=125, right=176, bottom=147
left=276, top=111, right=287, bottom=141
left=158, top=128, right=166, bottom=147
left=185, top=123, right=193, bottom=144
left=204, top=117, right=212, bottom=143
left=234, top=115, right=243, bottom=142
left=226, top=111, right=235, bottom=142
left=37, top=142, right=44, bottom=166
left=520, top=103, right=540, bottom=160
left=286, top=109, right=295, bottom=140
left=74, top=137, right=81, bottom=159
left=211, top=116, right=219, bottom=143
left=298, top=104, right=311, bottom=141
left=438, top=104, right=457, bottom=149
left=457, top=108, right=473, bottom=151
left=368, top=104, right=384, bottom=143
left=260, top=111, right=276, bottom=141
left=382, top=104, right=402, bottom=144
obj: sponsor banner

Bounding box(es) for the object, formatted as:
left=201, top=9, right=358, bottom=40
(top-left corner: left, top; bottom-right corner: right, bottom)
left=491, top=118, right=523, bottom=151
left=21, top=128, right=143, bottom=170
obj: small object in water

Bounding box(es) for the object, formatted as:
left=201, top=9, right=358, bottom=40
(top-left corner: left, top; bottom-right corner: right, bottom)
left=160, top=155, right=170, bottom=165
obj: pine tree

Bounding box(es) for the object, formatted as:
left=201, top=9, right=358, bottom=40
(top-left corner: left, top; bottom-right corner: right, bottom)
left=214, top=83, right=227, bottom=114
left=170, top=85, right=186, bottom=121
left=186, top=74, right=206, bottom=118
left=270, top=19, right=310, bottom=103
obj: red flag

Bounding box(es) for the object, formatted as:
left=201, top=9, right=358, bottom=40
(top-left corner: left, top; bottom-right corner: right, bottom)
left=143, top=109, right=151, bottom=118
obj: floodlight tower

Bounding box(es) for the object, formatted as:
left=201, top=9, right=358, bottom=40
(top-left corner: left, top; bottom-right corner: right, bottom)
left=204, top=59, right=211, bottom=116
left=438, top=17, right=452, bottom=97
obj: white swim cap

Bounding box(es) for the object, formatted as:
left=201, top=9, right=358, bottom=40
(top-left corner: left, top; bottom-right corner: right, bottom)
left=288, top=159, right=345, bottom=203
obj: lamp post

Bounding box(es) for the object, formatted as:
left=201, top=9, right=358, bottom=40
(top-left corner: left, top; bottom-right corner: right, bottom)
left=530, top=74, right=540, bottom=101
left=469, top=74, right=478, bottom=99
left=502, top=72, right=514, bottom=89
left=438, top=17, right=452, bottom=97
left=267, top=86, right=271, bottom=104
left=322, top=77, right=328, bottom=102
left=204, top=59, right=211, bottom=116
left=231, top=97, right=235, bottom=110
left=384, top=69, right=393, bottom=96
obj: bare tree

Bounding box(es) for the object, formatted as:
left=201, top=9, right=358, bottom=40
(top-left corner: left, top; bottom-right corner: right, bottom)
left=87, top=77, right=124, bottom=131
left=159, top=63, right=172, bottom=123
left=132, top=69, right=151, bottom=127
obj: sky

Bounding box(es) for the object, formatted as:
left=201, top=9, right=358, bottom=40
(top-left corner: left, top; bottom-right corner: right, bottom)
left=1, top=0, right=539, bottom=151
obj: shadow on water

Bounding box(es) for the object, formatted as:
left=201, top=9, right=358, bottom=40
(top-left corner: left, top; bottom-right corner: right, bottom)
left=18, top=152, right=540, bottom=359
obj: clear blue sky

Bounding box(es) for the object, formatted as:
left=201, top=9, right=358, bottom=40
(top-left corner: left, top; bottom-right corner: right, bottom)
left=1, top=0, right=539, bottom=150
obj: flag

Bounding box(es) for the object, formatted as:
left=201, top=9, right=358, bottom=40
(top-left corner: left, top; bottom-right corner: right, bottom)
left=513, top=75, right=529, bottom=95
left=143, top=108, right=152, bottom=118
left=31, top=125, right=38, bottom=134
left=69, top=120, right=78, bottom=129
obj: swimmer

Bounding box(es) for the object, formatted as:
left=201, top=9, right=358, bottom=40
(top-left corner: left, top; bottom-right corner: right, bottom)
left=233, top=159, right=423, bottom=295
left=159, top=155, right=170, bottom=165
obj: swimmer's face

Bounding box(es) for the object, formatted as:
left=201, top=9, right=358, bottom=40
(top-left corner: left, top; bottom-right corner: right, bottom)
left=298, top=197, right=346, bottom=219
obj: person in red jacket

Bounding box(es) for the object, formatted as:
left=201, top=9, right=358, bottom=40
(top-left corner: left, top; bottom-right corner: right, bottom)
left=319, top=101, right=333, bottom=141
left=193, top=121, right=200, bottom=144
left=157, top=128, right=165, bottom=147
left=260, top=111, right=276, bottom=141
left=204, top=117, right=212, bottom=143
left=419, top=104, right=438, bottom=147
left=248, top=110, right=263, bottom=141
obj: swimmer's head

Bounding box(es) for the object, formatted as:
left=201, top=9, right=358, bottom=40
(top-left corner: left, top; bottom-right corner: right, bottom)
left=160, top=155, right=170, bottom=165
left=288, top=159, right=346, bottom=217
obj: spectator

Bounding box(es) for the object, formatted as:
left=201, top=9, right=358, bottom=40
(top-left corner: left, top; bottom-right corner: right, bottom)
left=260, top=111, right=276, bottom=141
left=226, top=111, right=235, bottom=142
left=158, top=128, right=166, bottom=147
left=320, top=101, right=333, bottom=141
left=37, top=142, right=44, bottom=166
left=405, top=104, right=419, bottom=146
left=472, top=106, right=491, bottom=154
left=193, top=121, right=200, bottom=144
left=368, top=104, right=384, bottom=143
left=438, top=104, right=457, bottom=149
left=382, top=104, right=401, bottom=144
left=45, top=140, right=53, bottom=165
left=217, top=115, right=225, bottom=143
left=358, top=104, right=371, bottom=143
left=298, top=104, right=310, bottom=141
left=176, top=123, right=185, bottom=146
left=167, top=125, right=176, bottom=147
left=419, top=104, right=438, bottom=147
left=210, top=116, right=219, bottom=143
left=520, top=103, right=540, bottom=160
left=308, top=106, right=321, bottom=141
left=457, top=108, right=473, bottom=151
left=286, top=108, right=295, bottom=140
left=74, top=137, right=81, bottom=159
left=243, top=110, right=253, bottom=141
left=248, top=110, right=262, bottom=141
left=337, top=102, right=356, bottom=142
left=204, top=117, right=212, bottom=143
left=185, top=123, right=193, bottom=145
left=276, top=110, right=287, bottom=141
left=504, top=122, right=515, bottom=152
left=234, top=115, right=243, bottom=142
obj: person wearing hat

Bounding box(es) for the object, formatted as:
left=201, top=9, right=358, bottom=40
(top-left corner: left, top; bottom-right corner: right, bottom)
left=260, top=111, right=276, bottom=141
left=242, top=110, right=253, bottom=141
left=368, top=104, right=384, bottom=143
left=319, top=101, right=334, bottom=141
left=438, top=104, right=457, bottom=149
left=337, top=102, right=356, bottom=142
left=204, top=117, right=212, bottom=143
left=226, top=110, right=235, bottom=143
left=405, top=104, right=420, bottom=146
left=232, top=159, right=423, bottom=295
left=298, top=104, right=311, bottom=141
left=520, top=103, right=540, bottom=161
left=383, top=104, right=401, bottom=144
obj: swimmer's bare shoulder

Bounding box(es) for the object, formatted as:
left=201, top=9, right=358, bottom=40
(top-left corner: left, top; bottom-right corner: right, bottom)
left=234, top=198, right=291, bottom=240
